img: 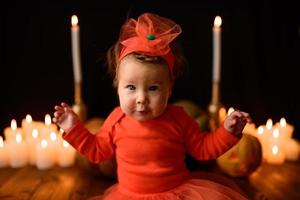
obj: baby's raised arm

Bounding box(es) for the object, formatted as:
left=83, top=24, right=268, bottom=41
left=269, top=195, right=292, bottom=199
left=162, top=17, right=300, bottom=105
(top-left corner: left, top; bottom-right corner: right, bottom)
left=223, top=110, right=252, bottom=136
left=52, top=102, right=79, bottom=132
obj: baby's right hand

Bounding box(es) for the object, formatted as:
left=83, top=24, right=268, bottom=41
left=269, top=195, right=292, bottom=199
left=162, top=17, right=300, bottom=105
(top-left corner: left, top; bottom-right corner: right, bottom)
left=53, top=102, right=79, bottom=132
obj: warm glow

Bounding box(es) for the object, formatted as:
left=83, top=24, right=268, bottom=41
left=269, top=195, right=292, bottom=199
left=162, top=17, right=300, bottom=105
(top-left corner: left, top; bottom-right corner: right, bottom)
left=16, top=133, right=22, bottom=143
left=41, top=139, right=48, bottom=148
left=272, top=129, right=280, bottom=138
left=227, top=107, right=234, bottom=116
left=219, top=107, right=226, bottom=120
left=71, top=15, right=78, bottom=26
left=50, top=132, right=57, bottom=141
left=258, top=126, right=264, bottom=135
left=266, top=119, right=273, bottom=130
left=63, top=140, right=70, bottom=148
left=272, top=145, right=279, bottom=155
left=214, top=16, right=222, bottom=27
left=26, top=114, right=32, bottom=123
left=11, top=119, right=17, bottom=130
left=0, top=136, right=3, bottom=147
left=59, top=128, right=64, bottom=134
left=32, top=129, right=39, bottom=139
left=279, top=118, right=286, bottom=127
left=45, top=114, right=52, bottom=126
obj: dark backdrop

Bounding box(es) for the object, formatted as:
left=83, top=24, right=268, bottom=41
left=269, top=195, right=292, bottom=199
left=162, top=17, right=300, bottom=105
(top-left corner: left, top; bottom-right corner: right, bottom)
left=1, top=0, right=299, bottom=139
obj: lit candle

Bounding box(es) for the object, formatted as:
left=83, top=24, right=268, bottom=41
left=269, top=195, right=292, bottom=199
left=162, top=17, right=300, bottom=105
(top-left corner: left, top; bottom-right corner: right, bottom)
left=275, top=117, right=294, bottom=139
left=27, top=128, right=39, bottom=165
left=21, top=114, right=33, bottom=140
left=9, top=132, right=28, bottom=168
left=41, top=114, right=57, bottom=138
left=36, top=139, right=55, bottom=170
left=266, top=144, right=285, bottom=165
left=57, top=140, right=76, bottom=167
left=4, top=119, right=23, bottom=142
left=0, top=136, right=9, bottom=168
left=71, top=15, right=82, bottom=83
left=212, top=16, right=222, bottom=82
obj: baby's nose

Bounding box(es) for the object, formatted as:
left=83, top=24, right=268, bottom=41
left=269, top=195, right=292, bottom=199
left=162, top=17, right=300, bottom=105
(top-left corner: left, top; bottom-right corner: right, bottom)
left=136, top=92, right=147, bottom=105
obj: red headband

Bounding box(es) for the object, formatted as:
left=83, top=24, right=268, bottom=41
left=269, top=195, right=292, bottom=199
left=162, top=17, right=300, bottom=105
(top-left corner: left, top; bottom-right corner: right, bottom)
left=118, top=13, right=182, bottom=71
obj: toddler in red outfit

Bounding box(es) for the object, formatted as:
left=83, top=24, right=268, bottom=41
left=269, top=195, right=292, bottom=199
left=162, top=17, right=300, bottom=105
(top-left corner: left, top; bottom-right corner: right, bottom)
left=53, top=13, right=252, bottom=200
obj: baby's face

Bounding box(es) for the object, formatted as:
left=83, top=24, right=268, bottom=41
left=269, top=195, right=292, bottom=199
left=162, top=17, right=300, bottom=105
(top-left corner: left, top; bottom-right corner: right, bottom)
left=117, top=55, right=172, bottom=121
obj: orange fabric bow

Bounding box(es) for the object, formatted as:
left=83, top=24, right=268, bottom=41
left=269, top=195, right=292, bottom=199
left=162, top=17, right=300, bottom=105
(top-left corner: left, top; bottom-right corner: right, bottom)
left=118, top=13, right=182, bottom=70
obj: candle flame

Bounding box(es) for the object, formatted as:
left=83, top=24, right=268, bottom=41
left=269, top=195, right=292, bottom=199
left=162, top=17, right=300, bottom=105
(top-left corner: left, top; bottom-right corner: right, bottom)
left=272, top=129, right=280, bottom=138
left=16, top=133, right=22, bottom=143
left=50, top=132, right=57, bottom=141
left=32, top=129, right=39, bottom=139
left=11, top=119, right=17, bottom=130
left=227, top=107, right=234, bottom=116
left=0, top=136, right=3, bottom=147
left=26, top=114, right=32, bottom=123
left=266, top=118, right=273, bottom=130
left=71, top=15, right=78, bottom=26
left=45, top=114, right=52, bottom=126
left=59, top=128, right=64, bottom=134
left=272, top=145, right=279, bottom=155
left=258, top=126, right=264, bottom=135
left=63, top=140, right=70, bottom=148
left=41, top=139, right=48, bottom=148
left=279, top=117, right=286, bottom=127
left=214, top=16, right=222, bottom=27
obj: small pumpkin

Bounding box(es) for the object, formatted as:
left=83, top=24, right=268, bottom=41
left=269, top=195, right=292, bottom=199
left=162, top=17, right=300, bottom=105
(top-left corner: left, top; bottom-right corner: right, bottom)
left=76, top=117, right=117, bottom=179
left=216, top=133, right=262, bottom=177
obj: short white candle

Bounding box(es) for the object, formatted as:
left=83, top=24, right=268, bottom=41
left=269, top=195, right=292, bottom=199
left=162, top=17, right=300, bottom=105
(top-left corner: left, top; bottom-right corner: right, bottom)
left=275, top=118, right=294, bottom=139
left=0, top=136, right=9, bottom=168
left=4, top=119, right=23, bottom=142
left=71, top=15, right=82, bottom=83
left=212, top=16, right=222, bottom=82
left=27, top=128, right=39, bottom=165
left=266, top=144, right=285, bottom=165
left=36, top=139, right=55, bottom=170
left=57, top=140, right=76, bottom=167
left=9, top=133, right=28, bottom=168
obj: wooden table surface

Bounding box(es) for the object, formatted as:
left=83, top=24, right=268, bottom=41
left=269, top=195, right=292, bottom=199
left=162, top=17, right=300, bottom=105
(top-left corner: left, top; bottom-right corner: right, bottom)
left=0, top=160, right=299, bottom=200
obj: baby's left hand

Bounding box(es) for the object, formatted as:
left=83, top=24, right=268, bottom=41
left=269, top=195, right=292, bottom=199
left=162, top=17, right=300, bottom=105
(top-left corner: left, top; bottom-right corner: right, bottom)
left=223, top=110, right=252, bottom=136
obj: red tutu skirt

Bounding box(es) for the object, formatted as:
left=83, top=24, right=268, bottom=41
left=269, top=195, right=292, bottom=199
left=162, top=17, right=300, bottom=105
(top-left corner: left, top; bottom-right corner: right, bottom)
left=89, top=172, right=248, bottom=200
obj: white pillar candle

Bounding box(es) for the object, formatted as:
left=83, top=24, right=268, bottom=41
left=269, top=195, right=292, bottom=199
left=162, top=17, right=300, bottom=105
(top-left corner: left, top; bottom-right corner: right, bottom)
left=41, top=114, right=57, bottom=138
left=27, top=128, right=39, bottom=165
left=284, top=138, right=299, bottom=161
left=4, top=119, right=23, bottom=142
left=57, top=140, right=76, bottom=167
left=275, top=118, right=294, bottom=139
left=9, top=133, right=28, bottom=168
left=36, top=139, right=55, bottom=170
left=21, top=114, right=33, bottom=140
left=71, top=15, right=82, bottom=83
left=0, top=136, right=9, bottom=168
left=212, top=16, right=222, bottom=82
left=266, top=144, right=285, bottom=165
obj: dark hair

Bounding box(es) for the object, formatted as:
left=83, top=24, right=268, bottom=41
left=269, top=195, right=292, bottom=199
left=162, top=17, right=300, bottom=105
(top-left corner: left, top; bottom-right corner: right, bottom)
left=106, top=40, right=187, bottom=88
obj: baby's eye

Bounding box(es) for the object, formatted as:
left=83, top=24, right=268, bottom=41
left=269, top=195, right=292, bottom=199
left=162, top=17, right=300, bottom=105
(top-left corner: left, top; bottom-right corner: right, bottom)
left=126, top=85, right=136, bottom=90
left=149, top=85, right=158, bottom=91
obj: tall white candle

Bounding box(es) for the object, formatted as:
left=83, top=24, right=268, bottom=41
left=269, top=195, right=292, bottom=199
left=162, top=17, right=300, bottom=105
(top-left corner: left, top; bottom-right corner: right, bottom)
left=212, top=16, right=222, bottom=82
left=71, top=15, right=82, bottom=83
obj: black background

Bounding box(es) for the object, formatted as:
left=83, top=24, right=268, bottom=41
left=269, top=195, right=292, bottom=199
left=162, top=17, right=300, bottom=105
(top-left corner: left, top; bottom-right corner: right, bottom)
left=1, top=0, right=299, bottom=139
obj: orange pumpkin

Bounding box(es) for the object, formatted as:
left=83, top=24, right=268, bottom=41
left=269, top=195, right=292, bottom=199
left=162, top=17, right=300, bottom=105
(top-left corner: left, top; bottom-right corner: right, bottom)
left=216, top=133, right=262, bottom=177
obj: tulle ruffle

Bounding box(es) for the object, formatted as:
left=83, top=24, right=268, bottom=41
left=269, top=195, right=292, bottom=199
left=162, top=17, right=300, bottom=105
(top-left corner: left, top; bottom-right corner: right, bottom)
left=89, top=176, right=248, bottom=200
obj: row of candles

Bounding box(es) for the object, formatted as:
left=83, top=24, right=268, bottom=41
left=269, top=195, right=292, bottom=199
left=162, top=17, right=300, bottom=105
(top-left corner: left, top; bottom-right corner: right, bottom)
left=219, top=107, right=299, bottom=164
left=0, top=114, right=76, bottom=170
